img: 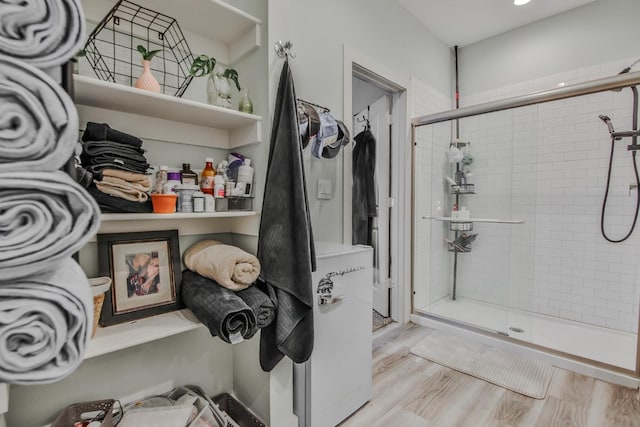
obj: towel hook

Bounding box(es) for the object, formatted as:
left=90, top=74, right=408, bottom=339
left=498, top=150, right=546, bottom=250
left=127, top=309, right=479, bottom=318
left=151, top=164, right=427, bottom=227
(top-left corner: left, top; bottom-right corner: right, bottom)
left=274, top=40, right=296, bottom=60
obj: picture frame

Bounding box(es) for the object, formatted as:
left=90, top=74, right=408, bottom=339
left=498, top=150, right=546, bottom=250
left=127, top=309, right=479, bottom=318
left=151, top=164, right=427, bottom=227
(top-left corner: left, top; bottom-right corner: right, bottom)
left=97, top=230, right=182, bottom=326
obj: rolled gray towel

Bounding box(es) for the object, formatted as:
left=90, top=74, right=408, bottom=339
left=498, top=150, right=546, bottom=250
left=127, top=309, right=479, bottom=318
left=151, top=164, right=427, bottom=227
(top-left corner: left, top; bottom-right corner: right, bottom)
left=0, top=0, right=85, bottom=68
left=0, top=54, right=78, bottom=172
left=0, top=258, right=92, bottom=384
left=0, top=171, right=101, bottom=280
left=237, top=285, right=275, bottom=329
left=181, top=270, right=257, bottom=344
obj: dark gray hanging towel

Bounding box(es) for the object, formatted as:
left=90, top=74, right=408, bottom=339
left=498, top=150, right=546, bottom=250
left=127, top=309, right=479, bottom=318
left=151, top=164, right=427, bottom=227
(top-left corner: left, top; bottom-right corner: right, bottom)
left=257, top=60, right=316, bottom=372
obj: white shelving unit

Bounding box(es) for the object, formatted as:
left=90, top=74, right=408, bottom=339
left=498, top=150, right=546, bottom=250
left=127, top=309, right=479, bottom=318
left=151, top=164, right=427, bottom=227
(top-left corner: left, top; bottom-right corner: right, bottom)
left=74, top=75, right=262, bottom=148
left=2, top=2, right=272, bottom=426
left=86, top=309, right=204, bottom=359
left=81, top=0, right=261, bottom=65
left=94, top=211, right=259, bottom=238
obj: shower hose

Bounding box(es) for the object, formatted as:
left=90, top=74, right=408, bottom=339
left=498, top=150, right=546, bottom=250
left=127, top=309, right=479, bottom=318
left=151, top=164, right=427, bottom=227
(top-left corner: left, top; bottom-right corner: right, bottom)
left=601, top=86, right=640, bottom=243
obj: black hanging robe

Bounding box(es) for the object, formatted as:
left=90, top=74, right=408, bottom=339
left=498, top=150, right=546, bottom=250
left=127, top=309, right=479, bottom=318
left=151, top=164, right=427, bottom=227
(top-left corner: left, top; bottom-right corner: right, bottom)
left=257, top=60, right=316, bottom=372
left=352, top=129, right=377, bottom=245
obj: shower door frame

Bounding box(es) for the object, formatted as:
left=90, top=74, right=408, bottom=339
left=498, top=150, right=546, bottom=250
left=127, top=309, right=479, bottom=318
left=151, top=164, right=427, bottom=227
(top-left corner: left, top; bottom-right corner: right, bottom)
left=411, top=70, right=640, bottom=380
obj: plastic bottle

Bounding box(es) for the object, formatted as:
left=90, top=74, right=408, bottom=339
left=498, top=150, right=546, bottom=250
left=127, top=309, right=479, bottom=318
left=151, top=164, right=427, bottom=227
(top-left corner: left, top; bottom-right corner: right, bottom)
left=180, top=163, right=198, bottom=186
left=213, top=175, right=225, bottom=198
left=192, top=191, right=205, bottom=213
left=237, top=158, right=254, bottom=196
left=163, top=171, right=181, bottom=194
left=155, top=165, right=168, bottom=193
left=200, top=157, right=216, bottom=195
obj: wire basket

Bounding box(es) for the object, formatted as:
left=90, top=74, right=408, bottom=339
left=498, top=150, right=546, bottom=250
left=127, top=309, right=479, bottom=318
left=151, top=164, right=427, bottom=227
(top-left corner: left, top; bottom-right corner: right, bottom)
left=84, top=0, right=194, bottom=97
left=51, top=399, right=116, bottom=427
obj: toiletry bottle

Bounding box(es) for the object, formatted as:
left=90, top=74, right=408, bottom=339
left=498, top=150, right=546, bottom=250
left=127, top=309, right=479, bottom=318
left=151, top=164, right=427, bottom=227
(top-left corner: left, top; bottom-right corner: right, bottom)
left=155, top=165, right=168, bottom=193
left=163, top=171, right=181, bottom=194
left=200, top=157, right=216, bottom=195
left=180, top=163, right=198, bottom=186
left=237, top=158, right=254, bottom=196
left=213, top=174, right=225, bottom=198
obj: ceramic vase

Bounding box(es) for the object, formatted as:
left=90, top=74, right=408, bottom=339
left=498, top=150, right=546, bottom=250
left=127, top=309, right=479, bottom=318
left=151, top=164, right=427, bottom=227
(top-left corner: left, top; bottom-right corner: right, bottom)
left=134, top=59, right=161, bottom=93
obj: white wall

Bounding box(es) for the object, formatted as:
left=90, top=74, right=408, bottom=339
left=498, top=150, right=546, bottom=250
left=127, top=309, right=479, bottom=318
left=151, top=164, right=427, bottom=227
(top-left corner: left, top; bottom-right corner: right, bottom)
left=269, top=0, right=451, bottom=244
left=458, top=0, right=640, bottom=96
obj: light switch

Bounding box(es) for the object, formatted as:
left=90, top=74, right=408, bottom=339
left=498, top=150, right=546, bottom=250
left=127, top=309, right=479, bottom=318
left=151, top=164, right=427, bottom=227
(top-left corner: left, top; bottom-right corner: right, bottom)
left=317, top=178, right=332, bottom=200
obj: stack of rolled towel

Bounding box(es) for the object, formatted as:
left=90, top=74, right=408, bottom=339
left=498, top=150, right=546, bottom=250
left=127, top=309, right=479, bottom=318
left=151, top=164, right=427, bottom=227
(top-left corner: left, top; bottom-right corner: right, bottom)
left=0, top=0, right=100, bottom=384
left=81, top=122, right=153, bottom=213
left=181, top=240, right=275, bottom=344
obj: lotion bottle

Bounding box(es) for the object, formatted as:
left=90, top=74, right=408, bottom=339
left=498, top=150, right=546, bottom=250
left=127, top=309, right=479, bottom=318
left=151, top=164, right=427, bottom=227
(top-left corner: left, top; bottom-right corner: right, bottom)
left=237, top=159, right=254, bottom=196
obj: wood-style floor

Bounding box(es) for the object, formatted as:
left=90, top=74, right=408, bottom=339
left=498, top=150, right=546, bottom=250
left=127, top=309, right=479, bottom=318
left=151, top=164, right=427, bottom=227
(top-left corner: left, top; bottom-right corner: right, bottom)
left=340, top=323, right=640, bottom=427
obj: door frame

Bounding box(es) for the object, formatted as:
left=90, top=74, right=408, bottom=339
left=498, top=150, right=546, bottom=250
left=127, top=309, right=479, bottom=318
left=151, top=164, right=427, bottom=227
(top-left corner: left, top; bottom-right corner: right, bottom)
left=342, top=45, right=411, bottom=324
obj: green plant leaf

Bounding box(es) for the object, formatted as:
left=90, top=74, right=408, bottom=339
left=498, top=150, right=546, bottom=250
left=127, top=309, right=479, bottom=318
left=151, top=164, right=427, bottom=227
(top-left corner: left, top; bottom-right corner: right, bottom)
left=144, top=49, right=163, bottom=60
left=189, top=54, right=215, bottom=77
left=223, top=68, right=241, bottom=91
left=136, top=45, right=163, bottom=60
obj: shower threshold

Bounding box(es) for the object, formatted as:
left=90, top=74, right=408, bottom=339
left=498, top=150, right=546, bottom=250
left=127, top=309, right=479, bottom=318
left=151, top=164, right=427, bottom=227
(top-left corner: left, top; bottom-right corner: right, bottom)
left=412, top=298, right=638, bottom=387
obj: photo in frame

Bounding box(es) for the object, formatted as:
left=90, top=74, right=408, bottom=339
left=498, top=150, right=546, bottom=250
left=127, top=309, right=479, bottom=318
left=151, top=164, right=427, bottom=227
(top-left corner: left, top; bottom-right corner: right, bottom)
left=97, top=230, right=182, bottom=326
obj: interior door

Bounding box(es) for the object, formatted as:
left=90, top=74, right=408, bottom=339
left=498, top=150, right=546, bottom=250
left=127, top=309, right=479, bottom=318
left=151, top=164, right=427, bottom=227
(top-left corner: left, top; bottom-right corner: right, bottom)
left=353, top=95, right=391, bottom=317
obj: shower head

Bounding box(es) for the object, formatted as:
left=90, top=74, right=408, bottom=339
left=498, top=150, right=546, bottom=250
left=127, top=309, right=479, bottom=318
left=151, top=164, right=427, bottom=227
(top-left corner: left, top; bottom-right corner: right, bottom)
left=599, top=114, right=616, bottom=136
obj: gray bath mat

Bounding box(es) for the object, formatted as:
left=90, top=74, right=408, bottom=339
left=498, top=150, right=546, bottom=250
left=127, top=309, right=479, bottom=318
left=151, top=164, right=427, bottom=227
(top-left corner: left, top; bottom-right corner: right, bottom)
left=410, top=330, right=553, bottom=399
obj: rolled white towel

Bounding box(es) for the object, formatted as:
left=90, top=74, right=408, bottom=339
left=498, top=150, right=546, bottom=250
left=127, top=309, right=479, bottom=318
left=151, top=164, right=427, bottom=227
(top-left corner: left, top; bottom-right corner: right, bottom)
left=0, top=257, right=92, bottom=384
left=0, top=171, right=100, bottom=280
left=0, top=54, right=79, bottom=172
left=0, top=0, right=85, bottom=69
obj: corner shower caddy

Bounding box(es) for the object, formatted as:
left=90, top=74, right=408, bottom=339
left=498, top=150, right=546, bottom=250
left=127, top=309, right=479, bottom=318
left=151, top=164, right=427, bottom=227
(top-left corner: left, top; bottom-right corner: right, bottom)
left=430, top=141, right=525, bottom=300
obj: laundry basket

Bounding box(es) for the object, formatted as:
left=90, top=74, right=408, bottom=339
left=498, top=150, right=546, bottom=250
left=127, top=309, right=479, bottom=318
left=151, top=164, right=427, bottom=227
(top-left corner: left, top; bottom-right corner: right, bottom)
left=51, top=399, right=116, bottom=427
left=212, top=393, right=265, bottom=427
left=89, top=277, right=112, bottom=337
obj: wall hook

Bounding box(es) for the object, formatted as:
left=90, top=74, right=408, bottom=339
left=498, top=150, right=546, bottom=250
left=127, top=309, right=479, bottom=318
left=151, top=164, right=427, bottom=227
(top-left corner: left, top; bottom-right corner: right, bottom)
left=274, top=40, right=296, bottom=59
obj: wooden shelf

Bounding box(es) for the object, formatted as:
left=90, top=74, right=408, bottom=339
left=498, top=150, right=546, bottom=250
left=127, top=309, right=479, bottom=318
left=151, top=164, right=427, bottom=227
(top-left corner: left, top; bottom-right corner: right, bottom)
left=74, top=75, right=262, bottom=149
left=81, top=0, right=261, bottom=64
left=86, top=309, right=204, bottom=359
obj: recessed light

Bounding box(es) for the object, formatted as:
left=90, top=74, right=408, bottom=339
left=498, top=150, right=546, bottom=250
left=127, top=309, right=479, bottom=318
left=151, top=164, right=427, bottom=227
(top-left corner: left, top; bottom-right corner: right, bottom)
left=514, top=0, right=531, bottom=5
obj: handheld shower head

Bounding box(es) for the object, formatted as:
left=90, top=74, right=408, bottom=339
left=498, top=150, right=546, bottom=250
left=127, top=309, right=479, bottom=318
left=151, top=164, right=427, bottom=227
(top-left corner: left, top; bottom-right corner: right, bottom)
left=599, top=114, right=616, bottom=136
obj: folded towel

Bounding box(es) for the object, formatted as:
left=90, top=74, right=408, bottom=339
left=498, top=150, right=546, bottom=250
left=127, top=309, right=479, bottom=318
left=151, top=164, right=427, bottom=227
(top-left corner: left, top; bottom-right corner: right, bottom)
left=237, top=286, right=275, bottom=329
left=84, top=154, right=149, bottom=173
left=82, top=122, right=143, bottom=148
left=0, top=258, right=92, bottom=384
left=0, top=54, right=78, bottom=172
left=0, top=171, right=100, bottom=280
left=183, top=240, right=260, bottom=291
left=181, top=270, right=257, bottom=344
left=87, top=162, right=150, bottom=175
left=102, top=169, right=152, bottom=188
left=95, top=179, right=149, bottom=202
left=0, top=0, right=85, bottom=69
left=82, top=140, right=146, bottom=156
left=87, top=185, right=153, bottom=213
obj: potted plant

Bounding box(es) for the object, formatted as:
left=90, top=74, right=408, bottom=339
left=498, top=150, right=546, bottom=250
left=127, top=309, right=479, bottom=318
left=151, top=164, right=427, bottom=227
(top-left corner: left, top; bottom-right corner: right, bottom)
left=189, top=54, right=241, bottom=108
left=134, top=45, right=163, bottom=93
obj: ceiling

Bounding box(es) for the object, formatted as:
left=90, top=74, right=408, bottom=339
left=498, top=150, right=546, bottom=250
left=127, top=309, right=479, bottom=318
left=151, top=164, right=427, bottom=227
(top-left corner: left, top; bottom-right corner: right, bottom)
left=395, top=0, right=599, bottom=47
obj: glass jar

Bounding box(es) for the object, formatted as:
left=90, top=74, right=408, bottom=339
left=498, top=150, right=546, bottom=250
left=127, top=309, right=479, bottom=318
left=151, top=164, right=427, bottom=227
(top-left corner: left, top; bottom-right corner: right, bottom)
left=238, top=88, right=253, bottom=114
left=207, top=72, right=232, bottom=108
